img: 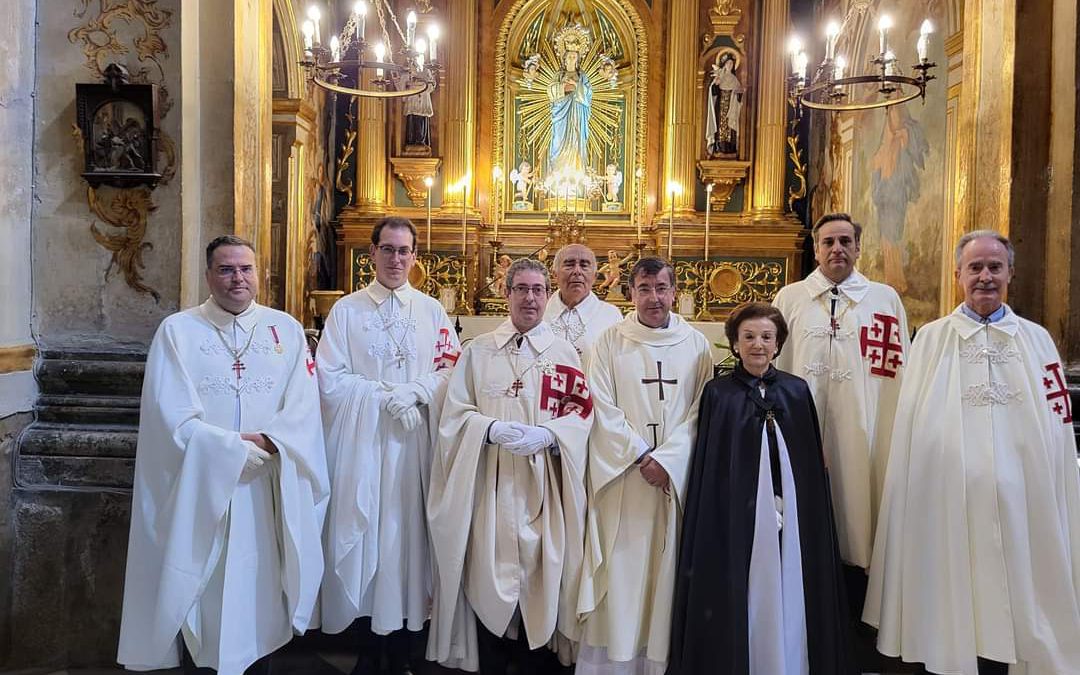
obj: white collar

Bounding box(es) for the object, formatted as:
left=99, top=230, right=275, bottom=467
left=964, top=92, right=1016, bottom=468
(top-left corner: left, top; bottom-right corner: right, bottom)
left=950, top=303, right=1019, bottom=340
left=804, top=267, right=870, bottom=303
left=365, top=279, right=415, bottom=306
left=616, top=310, right=694, bottom=347
left=202, top=296, right=260, bottom=332
left=552, top=291, right=598, bottom=316
left=492, top=319, right=555, bottom=352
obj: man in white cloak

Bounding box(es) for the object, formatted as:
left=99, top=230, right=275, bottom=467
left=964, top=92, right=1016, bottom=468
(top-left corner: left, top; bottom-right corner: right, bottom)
left=773, top=213, right=908, bottom=573
left=864, top=230, right=1080, bottom=675
left=318, top=217, right=461, bottom=674
left=544, top=243, right=624, bottom=362
left=427, top=258, right=593, bottom=674
left=576, top=256, right=713, bottom=675
left=118, top=235, right=329, bottom=675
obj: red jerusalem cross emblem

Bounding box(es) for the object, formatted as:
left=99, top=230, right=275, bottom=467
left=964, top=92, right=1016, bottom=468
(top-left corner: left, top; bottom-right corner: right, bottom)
left=432, top=328, right=460, bottom=370
left=860, top=313, right=904, bottom=378
left=541, top=364, right=593, bottom=420
left=1042, top=361, right=1073, bottom=424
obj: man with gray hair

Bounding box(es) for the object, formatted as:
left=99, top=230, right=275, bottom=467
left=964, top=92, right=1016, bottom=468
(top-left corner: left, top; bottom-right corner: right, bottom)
left=544, top=244, right=623, bottom=362
left=864, top=230, right=1080, bottom=675
left=427, top=257, right=593, bottom=673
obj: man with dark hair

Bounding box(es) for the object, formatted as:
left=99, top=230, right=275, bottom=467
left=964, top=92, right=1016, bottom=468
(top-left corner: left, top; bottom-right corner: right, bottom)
left=576, top=256, right=712, bottom=674
left=427, top=257, right=592, bottom=673
left=544, top=244, right=623, bottom=362
left=119, top=235, right=329, bottom=675
left=865, top=231, right=1080, bottom=675
left=772, top=212, right=908, bottom=591
left=319, top=216, right=460, bottom=675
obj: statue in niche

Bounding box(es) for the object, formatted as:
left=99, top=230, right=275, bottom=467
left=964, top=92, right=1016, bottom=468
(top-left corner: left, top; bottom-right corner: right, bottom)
left=547, top=24, right=593, bottom=177
left=403, top=68, right=436, bottom=154
left=706, top=52, right=744, bottom=157
left=602, top=163, right=623, bottom=212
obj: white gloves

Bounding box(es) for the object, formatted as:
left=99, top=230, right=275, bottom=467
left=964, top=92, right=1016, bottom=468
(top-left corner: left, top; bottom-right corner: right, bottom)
left=240, top=440, right=272, bottom=481
left=381, top=382, right=427, bottom=431
left=501, top=422, right=556, bottom=456
left=396, top=405, right=422, bottom=432
left=488, top=421, right=524, bottom=445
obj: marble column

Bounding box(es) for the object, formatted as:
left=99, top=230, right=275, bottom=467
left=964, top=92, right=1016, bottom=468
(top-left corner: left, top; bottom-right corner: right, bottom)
left=749, top=0, right=789, bottom=222
left=440, top=0, right=477, bottom=210
left=660, top=0, right=698, bottom=219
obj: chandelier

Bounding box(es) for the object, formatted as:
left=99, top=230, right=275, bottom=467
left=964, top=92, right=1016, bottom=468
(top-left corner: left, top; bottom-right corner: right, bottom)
left=300, top=2, right=441, bottom=99
left=787, top=14, right=936, bottom=112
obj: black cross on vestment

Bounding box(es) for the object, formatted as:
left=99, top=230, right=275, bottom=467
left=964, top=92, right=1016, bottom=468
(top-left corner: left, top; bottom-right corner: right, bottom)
left=642, top=361, right=677, bottom=401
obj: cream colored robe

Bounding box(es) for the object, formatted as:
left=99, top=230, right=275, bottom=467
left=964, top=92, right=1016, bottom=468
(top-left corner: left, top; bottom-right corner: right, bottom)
left=773, top=268, right=908, bottom=567
left=544, top=291, right=624, bottom=362
left=576, top=313, right=713, bottom=673
left=426, top=320, right=593, bottom=672
left=864, top=306, right=1080, bottom=675
left=317, top=281, right=460, bottom=635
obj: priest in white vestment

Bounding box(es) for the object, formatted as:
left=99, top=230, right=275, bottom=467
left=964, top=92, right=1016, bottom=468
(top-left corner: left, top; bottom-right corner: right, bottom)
left=576, top=256, right=713, bottom=675
left=118, top=236, right=329, bottom=675
left=773, top=212, right=908, bottom=571
left=318, top=218, right=461, bottom=674
left=865, top=231, right=1080, bottom=675
left=427, top=258, right=593, bottom=674
left=544, top=243, right=624, bottom=362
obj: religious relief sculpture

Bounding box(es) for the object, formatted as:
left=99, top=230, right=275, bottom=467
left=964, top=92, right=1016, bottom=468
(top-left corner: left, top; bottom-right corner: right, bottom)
left=595, top=249, right=635, bottom=301
left=509, top=160, right=536, bottom=209
left=706, top=51, right=744, bottom=157
left=403, top=68, right=437, bottom=156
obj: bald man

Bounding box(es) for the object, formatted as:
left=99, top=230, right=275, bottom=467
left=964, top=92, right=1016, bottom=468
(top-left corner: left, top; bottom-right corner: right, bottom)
left=544, top=244, right=624, bottom=363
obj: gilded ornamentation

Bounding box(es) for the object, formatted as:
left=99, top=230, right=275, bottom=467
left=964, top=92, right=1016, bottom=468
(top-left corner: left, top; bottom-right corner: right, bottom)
left=786, top=92, right=807, bottom=212
left=493, top=0, right=649, bottom=214
left=696, top=159, right=750, bottom=210
left=352, top=250, right=470, bottom=312
left=87, top=186, right=161, bottom=302
left=336, top=99, right=357, bottom=205
left=70, top=0, right=176, bottom=300
left=389, top=157, right=442, bottom=208
left=701, top=0, right=745, bottom=53
left=675, top=259, right=784, bottom=318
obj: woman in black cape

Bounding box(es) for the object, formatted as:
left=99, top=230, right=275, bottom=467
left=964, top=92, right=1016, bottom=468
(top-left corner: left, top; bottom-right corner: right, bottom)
left=667, top=302, right=854, bottom=675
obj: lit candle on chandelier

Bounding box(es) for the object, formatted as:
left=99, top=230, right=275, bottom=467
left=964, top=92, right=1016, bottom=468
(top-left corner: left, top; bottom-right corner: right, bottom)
left=877, top=14, right=893, bottom=57
left=406, top=10, right=417, bottom=48
left=301, top=20, right=315, bottom=52
left=426, top=24, right=440, bottom=61
left=917, top=19, right=933, bottom=62
left=374, top=42, right=386, bottom=77
left=824, top=20, right=840, bottom=62
left=415, top=38, right=427, bottom=70
left=329, top=36, right=340, bottom=63
left=353, top=1, right=367, bottom=43
left=306, top=5, right=322, bottom=46
left=834, top=55, right=847, bottom=81
left=787, top=35, right=803, bottom=75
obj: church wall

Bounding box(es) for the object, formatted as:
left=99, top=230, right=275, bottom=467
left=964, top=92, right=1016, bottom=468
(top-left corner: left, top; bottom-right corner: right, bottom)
left=808, top=0, right=949, bottom=328
left=31, top=0, right=183, bottom=349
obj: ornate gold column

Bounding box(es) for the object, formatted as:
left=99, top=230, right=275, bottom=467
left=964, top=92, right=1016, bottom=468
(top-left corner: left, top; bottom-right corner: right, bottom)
left=953, top=0, right=1016, bottom=237
left=354, top=74, right=389, bottom=212
left=440, top=0, right=478, bottom=209
left=661, top=0, right=699, bottom=218
left=749, top=0, right=789, bottom=222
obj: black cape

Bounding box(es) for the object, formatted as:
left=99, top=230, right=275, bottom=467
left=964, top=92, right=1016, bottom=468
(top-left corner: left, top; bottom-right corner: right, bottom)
left=667, top=364, right=855, bottom=674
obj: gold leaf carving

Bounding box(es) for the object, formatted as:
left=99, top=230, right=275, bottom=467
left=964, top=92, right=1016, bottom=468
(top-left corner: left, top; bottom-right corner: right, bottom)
left=336, top=100, right=357, bottom=205
left=88, top=186, right=161, bottom=302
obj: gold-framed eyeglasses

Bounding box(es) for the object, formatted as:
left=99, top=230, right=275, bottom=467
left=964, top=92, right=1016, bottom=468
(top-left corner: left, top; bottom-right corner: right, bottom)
left=510, top=285, right=549, bottom=297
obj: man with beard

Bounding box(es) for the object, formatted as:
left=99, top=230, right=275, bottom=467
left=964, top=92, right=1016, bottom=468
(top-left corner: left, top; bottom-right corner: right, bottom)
left=544, top=243, right=624, bottom=362
left=427, top=258, right=593, bottom=674
left=865, top=231, right=1080, bottom=675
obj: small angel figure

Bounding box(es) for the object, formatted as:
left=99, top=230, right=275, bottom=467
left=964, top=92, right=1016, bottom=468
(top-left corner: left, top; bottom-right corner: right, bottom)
left=603, top=163, right=623, bottom=203
left=491, top=254, right=512, bottom=292
left=521, top=54, right=541, bottom=89
left=595, top=249, right=635, bottom=300
left=599, top=56, right=618, bottom=88
left=509, top=161, right=535, bottom=203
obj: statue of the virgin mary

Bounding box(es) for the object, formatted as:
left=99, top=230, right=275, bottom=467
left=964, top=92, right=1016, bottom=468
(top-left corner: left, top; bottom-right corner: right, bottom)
left=547, top=25, right=593, bottom=177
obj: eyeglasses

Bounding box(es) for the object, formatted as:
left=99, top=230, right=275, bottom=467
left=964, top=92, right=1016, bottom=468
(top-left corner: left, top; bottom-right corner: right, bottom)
left=510, top=285, right=549, bottom=297
left=214, top=265, right=256, bottom=278
left=376, top=245, right=414, bottom=258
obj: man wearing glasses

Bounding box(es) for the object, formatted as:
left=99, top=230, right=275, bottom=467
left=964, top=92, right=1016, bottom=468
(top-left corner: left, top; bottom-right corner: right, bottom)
left=119, top=235, right=329, bottom=675
left=318, top=217, right=460, bottom=675
left=427, top=258, right=593, bottom=674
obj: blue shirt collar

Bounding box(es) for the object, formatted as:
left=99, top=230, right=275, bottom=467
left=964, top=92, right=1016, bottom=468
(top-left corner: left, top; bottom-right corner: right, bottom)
left=959, top=302, right=1007, bottom=324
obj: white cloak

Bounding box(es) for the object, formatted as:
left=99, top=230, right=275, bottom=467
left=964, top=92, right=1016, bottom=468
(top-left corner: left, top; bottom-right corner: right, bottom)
left=864, top=305, right=1080, bottom=675
left=544, top=291, right=624, bottom=362
left=317, top=281, right=460, bottom=635
left=118, top=299, right=329, bottom=675
left=426, top=320, right=593, bottom=672
left=576, top=313, right=713, bottom=674
left=773, top=268, right=909, bottom=567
